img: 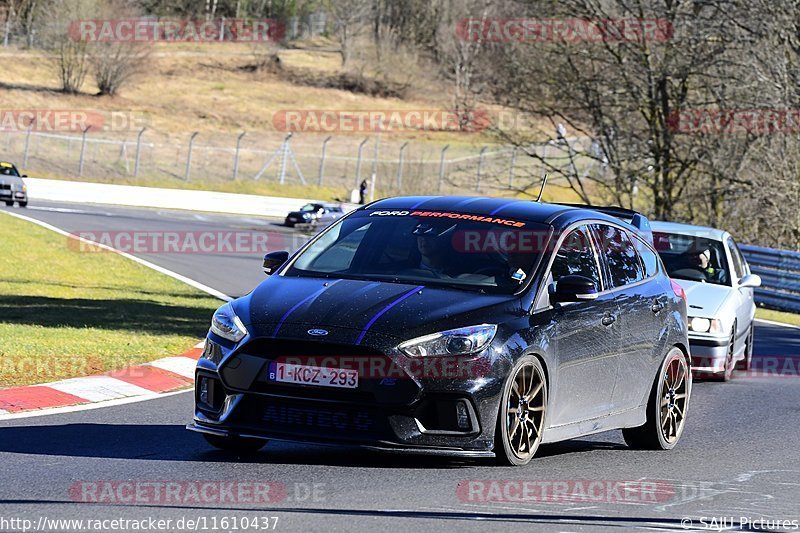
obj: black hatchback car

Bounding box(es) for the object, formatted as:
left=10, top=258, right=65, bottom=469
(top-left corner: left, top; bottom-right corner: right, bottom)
left=189, top=196, right=690, bottom=465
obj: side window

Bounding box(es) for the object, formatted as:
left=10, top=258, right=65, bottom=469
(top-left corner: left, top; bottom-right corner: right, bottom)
left=633, top=235, right=660, bottom=278
left=593, top=224, right=644, bottom=287
left=726, top=238, right=746, bottom=279
left=550, top=226, right=601, bottom=286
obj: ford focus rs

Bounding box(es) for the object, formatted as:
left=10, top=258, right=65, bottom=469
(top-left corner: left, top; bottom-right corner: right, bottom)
left=188, top=197, right=691, bottom=465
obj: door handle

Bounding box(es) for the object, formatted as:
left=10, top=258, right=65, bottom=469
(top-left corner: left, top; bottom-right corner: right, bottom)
left=651, top=301, right=665, bottom=314
left=602, top=314, right=616, bottom=326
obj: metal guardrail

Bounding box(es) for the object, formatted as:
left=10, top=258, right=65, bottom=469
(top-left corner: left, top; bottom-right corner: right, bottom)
left=740, top=244, right=800, bottom=313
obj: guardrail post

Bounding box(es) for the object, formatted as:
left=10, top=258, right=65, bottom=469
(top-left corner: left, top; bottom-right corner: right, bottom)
left=232, top=131, right=246, bottom=180
left=355, top=138, right=368, bottom=189
left=508, top=146, right=518, bottom=189
left=397, top=142, right=409, bottom=190
left=185, top=131, right=198, bottom=181
left=23, top=121, right=34, bottom=167
left=437, top=145, right=449, bottom=192
left=134, top=128, right=146, bottom=177
left=318, top=136, right=331, bottom=186
left=278, top=133, right=292, bottom=184
left=78, top=125, right=91, bottom=177
left=371, top=131, right=380, bottom=188
left=476, top=146, right=487, bottom=192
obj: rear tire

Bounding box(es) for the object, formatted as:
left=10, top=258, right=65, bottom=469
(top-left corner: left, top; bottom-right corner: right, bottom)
left=203, top=433, right=267, bottom=453
left=623, top=347, right=690, bottom=450
left=3, top=200, right=12, bottom=206
left=494, top=355, right=547, bottom=466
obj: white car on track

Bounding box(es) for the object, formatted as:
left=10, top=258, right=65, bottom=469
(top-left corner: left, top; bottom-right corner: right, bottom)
left=650, top=221, right=761, bottom=380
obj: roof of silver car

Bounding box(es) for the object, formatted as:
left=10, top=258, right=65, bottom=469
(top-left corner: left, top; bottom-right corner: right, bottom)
left=650, top=220, right=729, bottom=241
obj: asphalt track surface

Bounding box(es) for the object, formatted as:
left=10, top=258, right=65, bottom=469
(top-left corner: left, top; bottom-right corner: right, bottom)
left=1, top=200, right=799, bottom=532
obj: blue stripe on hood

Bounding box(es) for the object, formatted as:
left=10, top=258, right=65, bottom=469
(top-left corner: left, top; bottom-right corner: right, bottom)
left=355, top=285, right=425, bottom=345
left=272, top=279, right=343, bottom=337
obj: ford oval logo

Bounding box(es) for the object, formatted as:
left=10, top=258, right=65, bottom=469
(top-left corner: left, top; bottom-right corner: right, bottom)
left=307, top=329, right=329, bottom=336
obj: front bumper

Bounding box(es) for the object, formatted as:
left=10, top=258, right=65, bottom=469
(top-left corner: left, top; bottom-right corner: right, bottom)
left=689, top=335, right=729, bottom=374
left=0, top=191, right=26, bottom=200
left=189, top=336, right=504, bottom=456
left=186, top=421, right=494, bottom=457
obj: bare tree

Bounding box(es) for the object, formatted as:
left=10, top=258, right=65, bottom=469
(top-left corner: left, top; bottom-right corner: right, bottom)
left=40, top=0, right=100, bottom=94
left=326, top=0, right=370, bottom=66
left=91, top=42, right=150, bottom=96
left=480, top=0, right=769, bottom=223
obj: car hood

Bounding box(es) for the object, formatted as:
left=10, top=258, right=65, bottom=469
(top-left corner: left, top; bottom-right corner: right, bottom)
left=673, top=279, right=732, bottom=317
left=0, top=176, right=23, bottom=187
left=235, top=275, right=522, bottom=343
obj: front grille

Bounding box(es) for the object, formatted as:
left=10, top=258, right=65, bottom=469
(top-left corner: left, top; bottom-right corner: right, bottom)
left=232, top=394, right=394, bottom=441
left=0, top=184, right=10, bottom=190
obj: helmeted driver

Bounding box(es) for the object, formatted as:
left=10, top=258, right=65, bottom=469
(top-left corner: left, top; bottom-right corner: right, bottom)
left=411, top=222, right=456, bottom=275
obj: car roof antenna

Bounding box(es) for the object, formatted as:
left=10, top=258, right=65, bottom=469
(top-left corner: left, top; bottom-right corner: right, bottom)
left=536, top=174, right=549, bottom=202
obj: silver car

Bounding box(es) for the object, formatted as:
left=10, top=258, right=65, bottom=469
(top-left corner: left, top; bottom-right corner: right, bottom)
left=0, top=161, right=28, bottom=207
left=650, top=222, right=761, bottom=380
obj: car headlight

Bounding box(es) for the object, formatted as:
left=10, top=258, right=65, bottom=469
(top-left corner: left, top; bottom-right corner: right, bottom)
left=398, top=325, right=497, bottom=357
left=210, top=303, right=248, bottom=342
left=689, top=317, right=723, bottom=334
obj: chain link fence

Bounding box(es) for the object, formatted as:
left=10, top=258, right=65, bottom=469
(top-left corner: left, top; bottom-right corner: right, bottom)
left=3, top=128, right=590, bottom=199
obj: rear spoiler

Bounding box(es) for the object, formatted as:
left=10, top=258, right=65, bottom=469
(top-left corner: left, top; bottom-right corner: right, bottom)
left=556, top=203, right=654, bottom=245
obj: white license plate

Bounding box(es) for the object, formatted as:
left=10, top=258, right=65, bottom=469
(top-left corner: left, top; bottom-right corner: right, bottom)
left=267, top=361, right=358, bottom=389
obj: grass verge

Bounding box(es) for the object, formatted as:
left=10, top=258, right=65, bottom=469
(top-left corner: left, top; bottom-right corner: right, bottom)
left=0, top=212, right=221, bottom=387
left=755, top=308, right=800, bottom=327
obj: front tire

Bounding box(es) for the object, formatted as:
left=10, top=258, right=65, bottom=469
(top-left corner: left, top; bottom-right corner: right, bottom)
left=720, top=328, right=736, bottom=381
left=735, top=324, right=754, bottom=371
left=18, top=201, right=27, bottom=208
left=203, top=433, right=267, bottom=453
left=494, top=356, right=547, bottom=466
left=3, top=200, right=12, bottom=206
left=623, top=347, right=690, bottom=450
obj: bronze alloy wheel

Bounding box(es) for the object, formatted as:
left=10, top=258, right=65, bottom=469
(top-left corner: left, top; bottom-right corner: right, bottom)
left=623, top=347, right=690, bottom=450
left=496, top=357, right=547, bottom=465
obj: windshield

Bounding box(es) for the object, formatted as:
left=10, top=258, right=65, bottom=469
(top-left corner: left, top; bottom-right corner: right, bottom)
left=285, top=210, right=550, bottom=293
left=299, top=203, right=321, bottom=212
left=653, top=231, right=730, bottom=286
left=0, top=165, right=19, bottom=177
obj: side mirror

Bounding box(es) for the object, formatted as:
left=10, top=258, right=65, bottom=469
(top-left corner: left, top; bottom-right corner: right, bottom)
left=738, top=273, right=761, bottom=289
left=550, top=275, right=599, bottom=303
left=21, top=174, right=27, bottom=178
left=263, top=250, right=289, bottom=275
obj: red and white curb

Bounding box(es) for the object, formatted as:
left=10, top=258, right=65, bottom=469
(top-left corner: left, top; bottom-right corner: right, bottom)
left=0, top=342, right=204, bottom=416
